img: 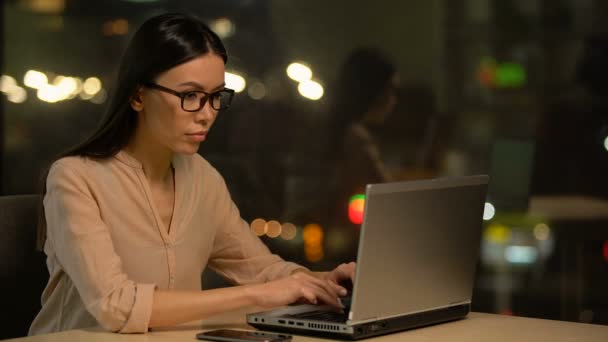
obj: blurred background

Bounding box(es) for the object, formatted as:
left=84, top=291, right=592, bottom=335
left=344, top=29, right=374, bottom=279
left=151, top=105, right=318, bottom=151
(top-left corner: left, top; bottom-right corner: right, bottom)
left=1, top=0, right=608, bottom=336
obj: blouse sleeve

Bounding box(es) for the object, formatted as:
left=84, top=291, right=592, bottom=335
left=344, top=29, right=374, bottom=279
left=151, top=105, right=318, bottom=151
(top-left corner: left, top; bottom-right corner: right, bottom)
left=44, top=161, right=155, bottom=333
left=206, top=174, right=307, bottom=284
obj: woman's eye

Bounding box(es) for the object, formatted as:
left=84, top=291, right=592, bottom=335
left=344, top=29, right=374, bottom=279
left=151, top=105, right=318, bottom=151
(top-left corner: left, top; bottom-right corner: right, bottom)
left=184, top=92, right=199, bottom=101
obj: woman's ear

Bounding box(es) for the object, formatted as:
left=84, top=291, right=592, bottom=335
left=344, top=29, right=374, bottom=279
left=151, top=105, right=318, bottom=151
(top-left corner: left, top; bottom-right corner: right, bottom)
left=130, top=87, right=144, bottom=112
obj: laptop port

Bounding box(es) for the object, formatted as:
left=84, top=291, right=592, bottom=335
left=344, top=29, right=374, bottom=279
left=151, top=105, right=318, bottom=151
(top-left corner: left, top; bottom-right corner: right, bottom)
left=288, top=321, right=294, bottom=325
left=278, top=320, right=286, bottom=324
left=296, top=322, right=304, bottom=326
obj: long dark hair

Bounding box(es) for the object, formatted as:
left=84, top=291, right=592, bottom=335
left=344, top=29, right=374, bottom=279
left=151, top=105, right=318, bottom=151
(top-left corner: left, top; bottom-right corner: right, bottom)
left=326, top=47, right=396, bottom=159
left=36, top=13, right=228, bottom=250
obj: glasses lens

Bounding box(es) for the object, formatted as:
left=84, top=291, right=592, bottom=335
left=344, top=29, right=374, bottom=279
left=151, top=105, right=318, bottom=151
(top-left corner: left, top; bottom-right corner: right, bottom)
left=182, top=92, right=203, bottom=111
left=210, top=90, right=233, bottom=110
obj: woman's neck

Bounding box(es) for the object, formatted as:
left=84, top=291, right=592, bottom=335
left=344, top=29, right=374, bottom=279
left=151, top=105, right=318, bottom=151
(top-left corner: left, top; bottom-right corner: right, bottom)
left=125, top=126, right=174, bottom=184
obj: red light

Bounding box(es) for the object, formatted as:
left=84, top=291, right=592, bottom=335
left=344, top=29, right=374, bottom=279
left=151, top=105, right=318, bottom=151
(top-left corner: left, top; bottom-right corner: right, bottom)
left=348, top=194, right=365, bottom=225
left=603, top=241, right=608, bottom=263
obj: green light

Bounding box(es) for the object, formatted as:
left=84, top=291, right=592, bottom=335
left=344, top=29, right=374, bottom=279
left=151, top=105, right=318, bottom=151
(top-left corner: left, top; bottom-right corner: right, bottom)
left=496, top=63, right=526, bottom=88
left=349, top=194, right=366, bottom=202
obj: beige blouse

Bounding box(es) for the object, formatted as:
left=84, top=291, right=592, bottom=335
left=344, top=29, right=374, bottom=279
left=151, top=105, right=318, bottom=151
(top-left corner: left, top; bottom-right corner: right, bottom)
left=29, top=151, right=305, bottom=335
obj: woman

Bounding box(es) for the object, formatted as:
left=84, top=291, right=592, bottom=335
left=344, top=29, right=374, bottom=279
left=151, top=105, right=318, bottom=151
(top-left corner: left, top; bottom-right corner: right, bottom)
left=29, top=13, right=354, bottom=335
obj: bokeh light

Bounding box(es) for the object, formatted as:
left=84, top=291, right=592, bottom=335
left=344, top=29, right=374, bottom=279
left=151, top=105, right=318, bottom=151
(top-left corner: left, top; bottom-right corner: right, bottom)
left=1, top=75, right=17, bottom=93
left=7, top=86, right=27, bottom=104
left=603, top=241, right=608, bottom=263
left=24, top=70, right=48, bottom=89
left=297, top=80, right=324, bottom=100
left=533, top=223, right=551, bottom=241
left=483, top=202, right=495, bottom=221
left=90, top=89, right=108, bottom=104
left=248, top=81, right=266, bottom=100
left=225, top=72, right=246, bottom=93
left=53, top=76, right=78, bottom=99
left=280, top=222, right=297, bottom=240
left=211, top=17, right=235, bottom=39
left=484, top=223, right=512, bottom=244
left=505, top=245, right=538, bottom=264
left=286, top=62, right=312, bottom=82
left=266, top=220, right=282, bottom=238
left=303, top=224, right=323, bottom=244
left=37, top=84, right=62, bottom=103
left=83, top=77, right=102, bottom=95
left=303, top=223, right=324, bottom=262
left=348, top=194, right=366, bottom=225
left=250, top=218, right=267, bottom=236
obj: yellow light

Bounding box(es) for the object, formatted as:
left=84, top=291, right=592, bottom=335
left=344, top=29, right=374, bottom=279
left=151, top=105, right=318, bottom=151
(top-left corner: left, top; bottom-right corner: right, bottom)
left=483, top=202, right=495, bottom=221
left=305, top=246, right=324, bottom=262
left=90, top=89, right=108, bottom=104
left=79, top=92, right=94, bottom=100
left=83, top=77, right=102, bottom=95
left=211, top=18, right=235, bottom=39
left=37, top=84, right=62, bottom=103
left=24, top=0, right=66, bottom=14
left=53, top=76, right=78, bottom=99
left=266, top=220, right=282, bottom=238
left=533, top=223, right=551, bottom=241
left=484, top=223, right=511, bottom=244
left=225, top=72, right=246, bottom=93
left=297, top=80, right=324, bottom=100
left=286, top=63, right=312, bottom=82
left=113, top=19, right=129, bottom=35
left=24, top=70, right=48, bottom=89
left=303, top=223, right=323, bottom=244
left=1, top=75, right=17, bottom=93
left=280, top=223, right=297, bottom=240
left=250, top=218, right=267, bottom=236
left=7, top=86, right=27, bottom=104
left=248, top=82, right=266, bottom=100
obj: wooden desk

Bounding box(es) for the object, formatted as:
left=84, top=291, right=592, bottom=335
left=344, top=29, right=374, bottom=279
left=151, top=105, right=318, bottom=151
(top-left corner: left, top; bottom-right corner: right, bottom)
left=8, top=310, right=608, bottom=342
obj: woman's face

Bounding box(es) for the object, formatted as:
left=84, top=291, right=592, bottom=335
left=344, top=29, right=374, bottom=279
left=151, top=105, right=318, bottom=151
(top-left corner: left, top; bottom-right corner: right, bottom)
left=134, top=53, right=226, bottom=155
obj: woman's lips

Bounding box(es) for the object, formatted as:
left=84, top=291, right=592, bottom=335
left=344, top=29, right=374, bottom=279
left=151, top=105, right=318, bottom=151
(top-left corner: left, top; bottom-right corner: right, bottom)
left=186, top=132, right=207, bottom=142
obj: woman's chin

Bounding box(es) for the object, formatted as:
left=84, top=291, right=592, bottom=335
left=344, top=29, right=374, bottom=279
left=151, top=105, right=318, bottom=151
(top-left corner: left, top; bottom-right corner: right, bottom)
left=174, top=143, right=201, bottom=155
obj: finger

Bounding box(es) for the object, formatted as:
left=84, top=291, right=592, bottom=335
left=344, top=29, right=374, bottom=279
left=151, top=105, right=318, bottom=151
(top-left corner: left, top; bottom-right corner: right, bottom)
left=346, top=262, right=357, bottom=281
left=305, top=273, right=342, bottom=299
left=303, top=280, right=343, bottom=308
left=308, top=285, right=343, bottom=308
left=300, top=287, right=318, bottom=305
left=294, top=273, right=343, bottom=306
left=328, top=280, right=348, bottom=296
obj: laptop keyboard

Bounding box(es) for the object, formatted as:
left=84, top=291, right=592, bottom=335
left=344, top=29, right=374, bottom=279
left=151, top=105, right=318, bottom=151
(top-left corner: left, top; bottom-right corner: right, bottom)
left=286, top=310, right=349, bottom=323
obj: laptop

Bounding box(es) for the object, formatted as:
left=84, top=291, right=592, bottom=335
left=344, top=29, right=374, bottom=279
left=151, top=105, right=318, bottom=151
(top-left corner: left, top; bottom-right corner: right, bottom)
left=247, top=175, right=489, bottom=340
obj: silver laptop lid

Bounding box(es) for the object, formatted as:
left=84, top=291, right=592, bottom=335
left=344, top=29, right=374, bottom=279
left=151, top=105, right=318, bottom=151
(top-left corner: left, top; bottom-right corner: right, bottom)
left=349, top=175, right=488, bottom=323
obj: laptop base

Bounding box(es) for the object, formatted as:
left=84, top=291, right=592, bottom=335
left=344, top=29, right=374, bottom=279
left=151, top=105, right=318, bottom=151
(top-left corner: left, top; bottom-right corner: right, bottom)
left=248, top=304, right=470, bottom=340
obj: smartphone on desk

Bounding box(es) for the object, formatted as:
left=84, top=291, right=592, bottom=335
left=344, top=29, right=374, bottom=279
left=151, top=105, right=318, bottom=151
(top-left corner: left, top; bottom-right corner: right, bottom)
left=196, top=329, right=292, bottom=342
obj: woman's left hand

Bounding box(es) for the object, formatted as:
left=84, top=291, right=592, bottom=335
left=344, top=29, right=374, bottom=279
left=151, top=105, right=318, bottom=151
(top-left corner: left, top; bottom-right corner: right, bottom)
left=325, top=262, right=356, bottom=286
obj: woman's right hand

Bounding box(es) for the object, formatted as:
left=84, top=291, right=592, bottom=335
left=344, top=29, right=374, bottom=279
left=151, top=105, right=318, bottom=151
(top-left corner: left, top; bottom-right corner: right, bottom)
left=246, top=272, right=345, bottom=309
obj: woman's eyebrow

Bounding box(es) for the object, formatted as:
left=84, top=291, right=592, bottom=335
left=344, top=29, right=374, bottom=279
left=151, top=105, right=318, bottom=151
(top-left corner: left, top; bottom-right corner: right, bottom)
left=177, top=81, right=226, bottom=91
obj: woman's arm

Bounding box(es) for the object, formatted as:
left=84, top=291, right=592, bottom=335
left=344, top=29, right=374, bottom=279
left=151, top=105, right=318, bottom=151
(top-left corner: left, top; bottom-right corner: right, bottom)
left=149, top=271, right=345, bottom=328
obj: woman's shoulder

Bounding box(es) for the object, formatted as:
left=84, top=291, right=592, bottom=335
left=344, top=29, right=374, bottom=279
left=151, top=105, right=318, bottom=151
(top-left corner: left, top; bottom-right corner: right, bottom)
left=45, top=156, right=107, bottom=188
left=49, top=156, right=96, bottom=175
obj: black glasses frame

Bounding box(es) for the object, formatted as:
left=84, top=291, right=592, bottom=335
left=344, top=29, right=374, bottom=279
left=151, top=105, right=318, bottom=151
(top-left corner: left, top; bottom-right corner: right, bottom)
left=143, top=82, right=235, bottom=112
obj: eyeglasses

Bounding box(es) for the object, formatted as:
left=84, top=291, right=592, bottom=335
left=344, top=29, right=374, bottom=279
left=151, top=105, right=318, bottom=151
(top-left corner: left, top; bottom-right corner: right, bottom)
left=143, top=82, right=235, bottom=112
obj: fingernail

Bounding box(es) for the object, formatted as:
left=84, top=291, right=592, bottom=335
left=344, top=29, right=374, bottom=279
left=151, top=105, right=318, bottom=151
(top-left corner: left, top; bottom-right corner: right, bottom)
left=340, top=289, right=347, bottom=296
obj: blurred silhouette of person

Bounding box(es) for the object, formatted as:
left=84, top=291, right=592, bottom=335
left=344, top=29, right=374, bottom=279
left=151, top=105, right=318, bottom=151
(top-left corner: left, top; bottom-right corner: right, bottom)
left=325, top=48, right=399, bottom=228
left=533, top=34, right=608, bottom=199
